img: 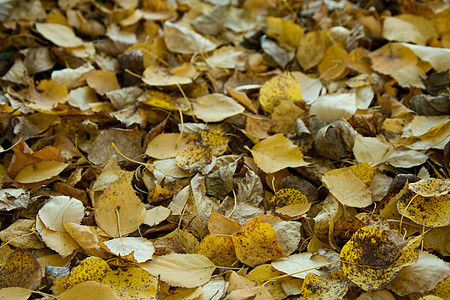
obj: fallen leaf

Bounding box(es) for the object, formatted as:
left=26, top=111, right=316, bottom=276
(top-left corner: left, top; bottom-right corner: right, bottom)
left=0, top=249, right=42, bottom=290
left=250, top=134, right=308, bottom=173
left=94, top=175, right=146, bottom=237
left=140, top=253, right=216, bottom=288
left=232, top=218, right=285, bottom=267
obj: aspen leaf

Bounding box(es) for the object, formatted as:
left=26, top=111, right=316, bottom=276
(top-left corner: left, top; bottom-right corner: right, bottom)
left=401, top=43, right=450, bottom=72
left=271, top=253, right=329, bottom=279
left=94, top=175, right=146, bottom=237
left=250, top=134, right=308, bottom=173
left=140, top=253, right=216, bottom=288
left=14, top=160, right=68, bottom=184
left=266, top=16, right=303, bottom=48
left=163, top=21, right=218, bottom=54
left=383, top=16, right=437, bottom=45
left=296, top=31, right=325, bottom=71
left=246, top=264, right=287, bottom=300
left=35, top=216, right=79, bottom=257
left=340, top=226, right=422, bottom=291
left=175, top=145, right=212, bottom=173
left=318, top=44, right=348, bottom=81
left=408, top=178, right=450, bottom=197
left=192, top=94, right=245, bottom=122
left=58, top=281, right=121, bottom=300
left=65, top=256, right=111, bottom=289
left=86, top=70, right=120, bottom=95
left=143, top=206, right=171, bottom=227
left=299, top=273, right=348, bottom=300
left=198, top=129, right=229, bottom=156
left=310, top=92, right=357, bottom=123
left=38, top=196, right=84, bottom=232
left=198, top=235, right=237, bottom=267
left=268, top=188, right=308, bottom=210
left=102, top=237, right=154, bottom=263
left=0, top=219, right=45, bottom=249
left=100, top=267, right=158, bottom=300
left=64, top=223, right=110, bottom=258
left=0, top=287, right=31, bottom=300
left=0, top=249, right=42, bottom=290
left=232, top=218, right=285, bottom=267
left=35, top=23, right=83, bottom=48
left=388, top=251, right=450, bottom=296
left=369, top=42, right=425, bottom=88
left=145, top=133, right=193, bottom=159
left=29, top=79, right=69, bottom=111
left=397, top=191, right=450, bottom=227
left=142, top=65, right=192, bottom=86
left=258, top=72, right=302, bottom=114
left=322, top=170, right=373, bottom=208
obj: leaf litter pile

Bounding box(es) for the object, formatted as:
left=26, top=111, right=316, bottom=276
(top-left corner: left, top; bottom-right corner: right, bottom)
left=0, top=0, right=449, bottom=299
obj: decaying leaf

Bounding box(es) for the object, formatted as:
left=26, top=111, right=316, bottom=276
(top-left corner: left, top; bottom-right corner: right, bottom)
left=232, top=218, right=285, bottom=267
left=340, top=226, right=422, bottom=291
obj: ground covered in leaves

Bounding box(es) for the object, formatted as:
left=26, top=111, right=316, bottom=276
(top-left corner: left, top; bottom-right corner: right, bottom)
left=0, top=0, right=449, bottom=299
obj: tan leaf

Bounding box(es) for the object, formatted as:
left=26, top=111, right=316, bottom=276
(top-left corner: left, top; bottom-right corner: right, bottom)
left=94, top=175, right=146, bottom=237
left=250, top=134, right=309, bottom=173
left=192, top=94, right=245, bottom=122
left=35, top=23, right=83, bottom=48
left=140, top=253, right=216, bottom=288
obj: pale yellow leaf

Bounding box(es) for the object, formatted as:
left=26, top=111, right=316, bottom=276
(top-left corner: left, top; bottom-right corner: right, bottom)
left=102, top=237, right=154, bottom=263
left=38, top=196, right=84, bottom=232
left=35, top=23, right=83, bottom=48
left=192, top=94, right=245, bottom=122
left=140, top=253, right=215, bottom=288
left=250, top=134, right=308, bottom=173
left=14, top=161, right=69, bottom=183
left=322, top=170, right=373, bottom=208
left=58, top=281, right=121, bottom=300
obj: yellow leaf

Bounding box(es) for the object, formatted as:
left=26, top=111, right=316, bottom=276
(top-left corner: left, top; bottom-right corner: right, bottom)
left=145, top=133, right=193, bottom=159
left=0, top=219, right=45, bottom=249
left=266, top=17, right=303, bottom=48
left=369, top=42, right=425, bottom=88
left=271, top=253, right=329, bottom=279
left=100, top=267, right=158, bottom=299
left=408, top=178, right=450, bottom=197
left=35, top=23, right=83, bottom=48
left=232, top=218, right=285, bottom=267
left=197, top=129, right=229, bottom=156
left=340, top=226, right=422, bottom=291
left=296, top=31, right=326, bottom=71
left=0, top=287, right=31, bottom=300
left=94, top=175, right=146, bottom=237
left=318, top=44, right=348, bottom=81
left=142, top=65, right=191, bottom=86
left=140, top=253, right=215, bottom=288
left=268, top=188, right=308, bottom=210
left=246, top=264, right=287, bottom=300
left=258, top=72, right=302, bottom=114
left=198, top=235, right=237, bottom=267
left=86, top=70, right=120, bottom=95
left=299, top=273, right=348, bottom=300
left=139, top=89, right=181, bottom=111
left=64, top=223, right=110, bottom=259
left=250, top=134, right=308, bottom=173
left=175, top=145, right=212, bottom=173
left=398, top=191, right=450, bottom=227
left=0, top=249, right=42, bottom=290
left=65, top=257, right=111, bottom=289
left=14, top=160, right=68, bottom=184
left=192, top=94, right=245, bottom=122
left=58, top=281, right=121, bottom=300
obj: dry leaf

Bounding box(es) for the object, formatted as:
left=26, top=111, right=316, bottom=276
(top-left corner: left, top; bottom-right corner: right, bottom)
left=192, top=94, right=245, bottom=122
left=232, top=218, right=285, bottom=267
left=94, top=175, right=146, bottom=237
left=250, top=134, right=309, bottom=173
left=35, top=23, right=83, bottom=48
left=140, top=253, right=216, bottom=288
left=271, top=253, right=329, bottom=279
left=0, top=249, right=42, bottom=290
left=102, top=237, right=154, bottom=263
